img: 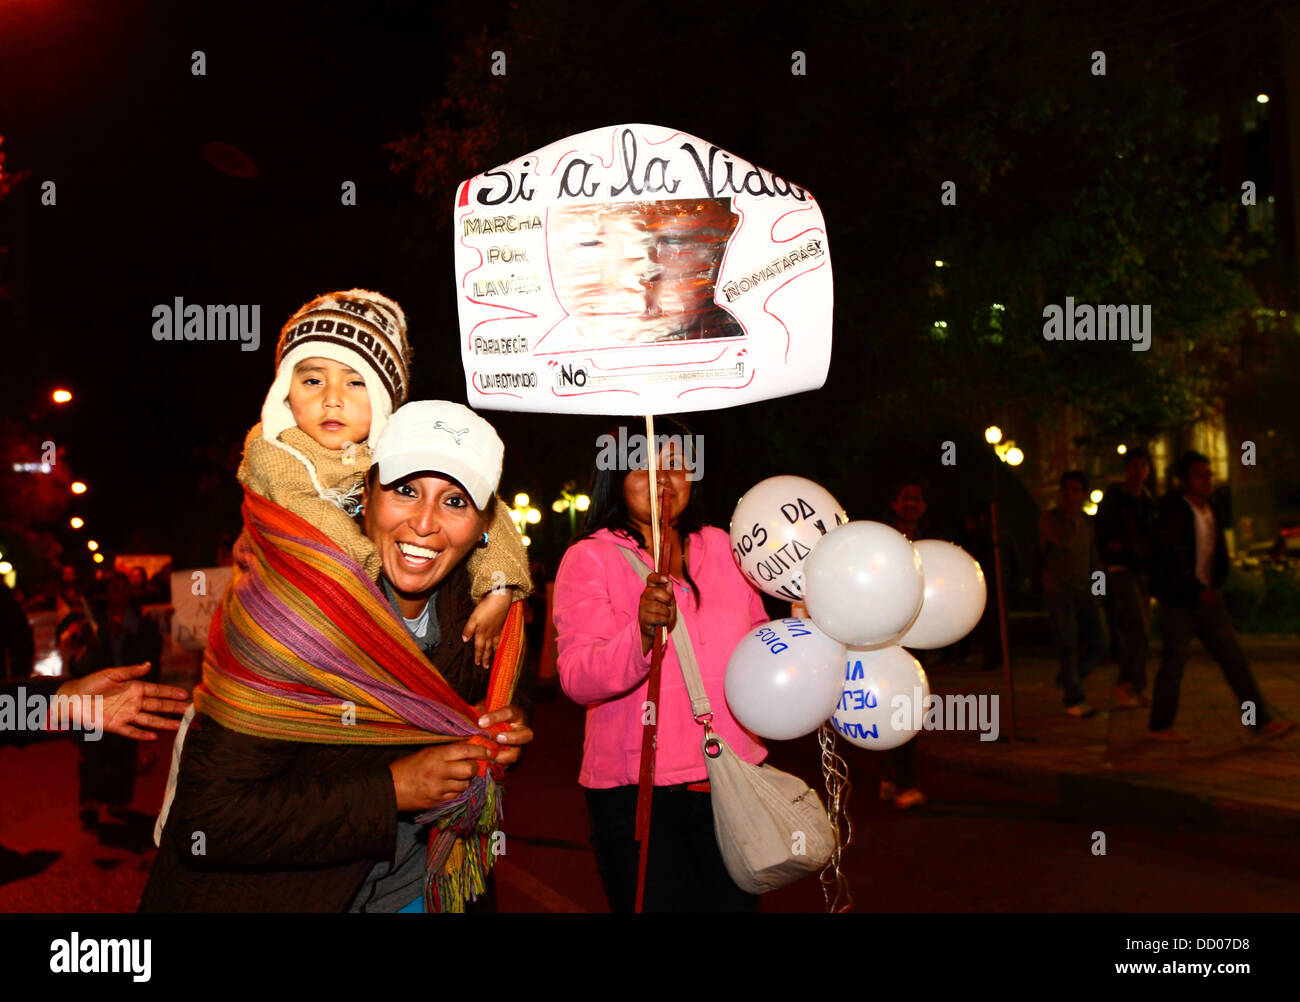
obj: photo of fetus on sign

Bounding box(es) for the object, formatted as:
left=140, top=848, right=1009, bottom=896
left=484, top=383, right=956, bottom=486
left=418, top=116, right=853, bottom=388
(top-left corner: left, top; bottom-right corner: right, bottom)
left=454, top=123, right=833, bottom=416
left=546, top=198, right=744, bottom=350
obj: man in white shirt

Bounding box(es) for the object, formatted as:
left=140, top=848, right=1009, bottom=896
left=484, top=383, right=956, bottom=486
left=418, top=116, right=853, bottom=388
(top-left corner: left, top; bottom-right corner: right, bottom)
left=1147, top=452, right=1294, bottom=743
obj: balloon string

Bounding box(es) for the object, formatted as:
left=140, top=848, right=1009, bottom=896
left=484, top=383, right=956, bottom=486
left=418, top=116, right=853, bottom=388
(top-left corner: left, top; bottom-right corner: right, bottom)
left=817, top=722, right=854, bottom=913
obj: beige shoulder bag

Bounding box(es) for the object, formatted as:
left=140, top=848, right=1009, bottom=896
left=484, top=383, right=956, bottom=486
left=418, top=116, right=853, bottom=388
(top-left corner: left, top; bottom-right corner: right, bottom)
left=620, top=547, right=834, bottom=894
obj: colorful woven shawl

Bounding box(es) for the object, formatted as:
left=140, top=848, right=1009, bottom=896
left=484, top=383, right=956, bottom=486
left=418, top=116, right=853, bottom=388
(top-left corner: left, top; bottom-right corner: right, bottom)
left=195, top=487, right=524, bottom=912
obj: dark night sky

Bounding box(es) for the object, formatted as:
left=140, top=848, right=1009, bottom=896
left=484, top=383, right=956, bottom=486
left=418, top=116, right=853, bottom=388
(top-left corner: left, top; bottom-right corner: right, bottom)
left=0, top=0, right=1281, bottom=571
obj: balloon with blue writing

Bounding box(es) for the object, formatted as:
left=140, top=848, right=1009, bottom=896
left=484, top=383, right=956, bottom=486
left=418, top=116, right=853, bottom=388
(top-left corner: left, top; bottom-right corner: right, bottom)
left=832, top=646, right=929, bottom=751
left=729, top=476, right=848, bottom=601
left=724, top=617, right=847, bottom=740
left=803, top=521, right=924, bottom=646
left=897, top=540, right=988, bottom=649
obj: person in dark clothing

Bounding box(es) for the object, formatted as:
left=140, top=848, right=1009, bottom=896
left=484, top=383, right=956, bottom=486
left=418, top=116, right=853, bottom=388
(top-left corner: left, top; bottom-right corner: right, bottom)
left=1094, top=448, right=1155, bottom=708
left=0, top=664, right=188, bottom=748
left=1146, top=451, right=1295, bottom=743
left=882, top=478, right=930, bottom=810
left=0, top=580, right=35, bottom=678
left=141, top=401, right=534, bottom=913
left=2, top=664, right=187, bottom=885
left=1040, top=471, right=1106, bottom=717
left=66, top=573, right=164, bottom=829
left=955, top=502, right=1016, bottom=672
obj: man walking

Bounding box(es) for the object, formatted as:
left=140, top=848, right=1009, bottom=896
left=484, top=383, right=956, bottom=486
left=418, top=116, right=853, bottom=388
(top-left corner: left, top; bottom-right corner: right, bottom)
left=1040, top=471, right=1106, bottom=718
left=1095, top=449, right=1154, bottom=708
left=1147, top=451, right=1294, bottom=743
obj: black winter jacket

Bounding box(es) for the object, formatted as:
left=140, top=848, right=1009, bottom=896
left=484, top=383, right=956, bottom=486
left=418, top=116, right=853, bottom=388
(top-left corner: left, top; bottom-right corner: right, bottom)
left=139, top=562, right=531, bottom=912
left=1149, top=491, right=1229, bottom=608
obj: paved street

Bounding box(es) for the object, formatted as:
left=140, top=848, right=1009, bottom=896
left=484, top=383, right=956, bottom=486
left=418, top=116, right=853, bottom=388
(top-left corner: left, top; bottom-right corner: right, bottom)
left=2, top=643, right=1298, bottom=912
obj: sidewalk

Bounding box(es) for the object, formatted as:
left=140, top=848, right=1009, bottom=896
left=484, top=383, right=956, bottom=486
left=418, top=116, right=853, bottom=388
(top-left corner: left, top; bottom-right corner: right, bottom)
left=920, top=636, right=1300, bottom=836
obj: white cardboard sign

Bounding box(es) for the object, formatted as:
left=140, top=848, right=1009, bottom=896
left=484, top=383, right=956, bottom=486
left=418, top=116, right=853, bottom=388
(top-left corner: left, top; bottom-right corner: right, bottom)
left=169, top=567, right=232, bottom=652
left=454, top=123, right=833, bottom=415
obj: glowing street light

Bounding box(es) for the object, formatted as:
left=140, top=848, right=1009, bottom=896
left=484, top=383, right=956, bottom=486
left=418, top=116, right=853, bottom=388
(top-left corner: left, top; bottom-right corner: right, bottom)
left=71, top=481, right=87, bottom=494
left=0, top=562, right=11, bottom=574
left=575, top=494, right=590, bottom=512
left=1004, top=447, right=1024, bottom=466
left=521, top=535, right=531, bottom=547
left=1090, top=490, right=1104, bottom=504
left=985, top=426, right=1003, bottom=445
left=1117, top=444, right=1128, bottom=455
left=552, top=499, right=568, bottom=513
left=87, top=540, right=99, bottom=552
left=70, top=517, right=84, bottom=529
left=1083, top=503, right=1098, bottom=516
left=93, top=553, right=104, bottom=564
left=525, top=508, right=541, bottom=525
left=52, top=389, right=73, bottom=404
left=1257, top=93, right=1270, bottom=104
left=514, top=493, right=530, bottom=508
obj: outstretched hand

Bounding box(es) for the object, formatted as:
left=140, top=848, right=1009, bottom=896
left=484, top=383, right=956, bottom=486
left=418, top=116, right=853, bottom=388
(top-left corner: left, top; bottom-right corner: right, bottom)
left=57, top=663, right=191, bottom=740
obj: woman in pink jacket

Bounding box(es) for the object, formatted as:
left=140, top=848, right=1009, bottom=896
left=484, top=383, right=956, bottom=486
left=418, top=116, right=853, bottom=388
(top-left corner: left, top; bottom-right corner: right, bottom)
left=553, top=418, right=769, bottom=912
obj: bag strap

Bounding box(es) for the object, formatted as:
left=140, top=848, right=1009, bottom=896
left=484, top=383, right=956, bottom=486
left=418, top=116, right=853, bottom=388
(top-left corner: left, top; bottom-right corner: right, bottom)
left=618, top=545, right=712, bottom=720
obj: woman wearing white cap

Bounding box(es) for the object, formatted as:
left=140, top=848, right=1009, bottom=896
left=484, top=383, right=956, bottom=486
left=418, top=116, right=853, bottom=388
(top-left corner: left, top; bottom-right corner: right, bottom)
left=143, top=401, right=534, bottom=913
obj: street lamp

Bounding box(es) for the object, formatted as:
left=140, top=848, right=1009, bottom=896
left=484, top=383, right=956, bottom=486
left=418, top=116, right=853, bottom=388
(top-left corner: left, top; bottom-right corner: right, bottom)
left=508, top=493, right=540, bottom=538
left=554, top=483, right=592, bottom=536
left=70, top=517, right=84, bottom=529
left=52, top=389, right=73, bottom=404
left=984, top=427, right=1023, bottom=739
left=87, top=540, right=99, bottom=552
left=71, top=481, right=87, bottom=494
left=93, top=553, right=104, bottom=564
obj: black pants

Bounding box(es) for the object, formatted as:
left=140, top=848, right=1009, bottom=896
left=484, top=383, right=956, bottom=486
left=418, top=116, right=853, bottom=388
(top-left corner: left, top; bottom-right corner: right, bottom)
left=78, top=732, right=136, bottom=808
left=1106, top=569, right=1149, bottom=691
left=1148, top=601, right=1271, bottom=732
left=584, top=785, right=759, bottom=914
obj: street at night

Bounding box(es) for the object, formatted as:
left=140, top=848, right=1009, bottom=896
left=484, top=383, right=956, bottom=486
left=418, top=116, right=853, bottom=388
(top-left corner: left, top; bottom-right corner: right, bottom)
left=2, top=0, right=1299, bottom=990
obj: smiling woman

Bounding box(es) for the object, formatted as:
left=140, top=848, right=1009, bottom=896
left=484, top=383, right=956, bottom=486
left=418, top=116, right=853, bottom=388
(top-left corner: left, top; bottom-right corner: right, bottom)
left=141, top=400, right=535, bottom=914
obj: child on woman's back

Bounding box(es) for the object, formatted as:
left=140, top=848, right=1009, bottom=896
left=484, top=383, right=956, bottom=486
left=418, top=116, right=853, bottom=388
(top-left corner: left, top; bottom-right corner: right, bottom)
left=238, top=289, right=530, bottom=659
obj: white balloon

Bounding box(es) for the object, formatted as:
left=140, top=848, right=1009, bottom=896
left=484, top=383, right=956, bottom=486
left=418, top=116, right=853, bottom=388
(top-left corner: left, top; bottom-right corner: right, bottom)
left=803, top=521, right=925, bottom=647
left=898, top=540, right=988, bottom=649
left=730, top=476, right=848, bottom=601
left=831, top=646, right=929, bottom=751
left=725, top=617, right=847, bottom=741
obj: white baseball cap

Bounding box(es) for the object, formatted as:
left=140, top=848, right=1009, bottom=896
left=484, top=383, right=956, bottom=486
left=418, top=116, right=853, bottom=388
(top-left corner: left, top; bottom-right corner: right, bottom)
left=371, top=401, right=504, bottom=510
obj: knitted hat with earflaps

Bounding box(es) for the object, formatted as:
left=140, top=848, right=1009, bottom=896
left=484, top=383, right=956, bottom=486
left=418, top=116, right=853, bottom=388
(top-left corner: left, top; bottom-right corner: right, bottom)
left=260, top=289, right=412, bottom=450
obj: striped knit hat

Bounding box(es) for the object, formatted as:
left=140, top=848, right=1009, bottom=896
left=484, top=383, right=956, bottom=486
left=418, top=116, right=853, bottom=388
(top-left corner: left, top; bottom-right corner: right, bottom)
left=260, top=289, right=411, bottom=449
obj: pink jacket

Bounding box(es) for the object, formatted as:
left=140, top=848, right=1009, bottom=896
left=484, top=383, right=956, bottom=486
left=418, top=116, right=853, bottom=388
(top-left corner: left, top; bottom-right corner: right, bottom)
left=554, top=526, right=769, bottom=788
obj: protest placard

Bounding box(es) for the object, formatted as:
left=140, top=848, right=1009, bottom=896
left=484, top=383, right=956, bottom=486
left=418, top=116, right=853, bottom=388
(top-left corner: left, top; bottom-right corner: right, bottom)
left=454, top=123, right=833, bottom=415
